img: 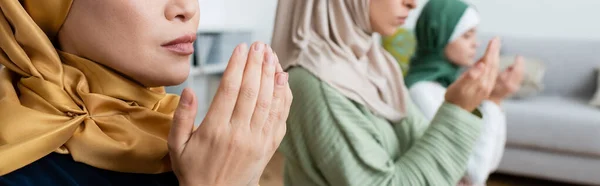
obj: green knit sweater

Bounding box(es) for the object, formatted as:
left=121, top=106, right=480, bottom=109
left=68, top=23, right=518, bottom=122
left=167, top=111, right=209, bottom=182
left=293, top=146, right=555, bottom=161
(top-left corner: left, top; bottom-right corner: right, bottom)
left=279, top=67, right=482, bottom=186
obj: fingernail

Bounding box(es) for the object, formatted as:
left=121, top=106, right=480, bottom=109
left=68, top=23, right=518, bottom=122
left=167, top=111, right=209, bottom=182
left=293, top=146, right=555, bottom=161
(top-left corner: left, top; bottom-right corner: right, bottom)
left=254, top=42, right=263, bottom=52
left=277, top=73, right=288, bottom=86
left=180, top=88, right=193, bottom=107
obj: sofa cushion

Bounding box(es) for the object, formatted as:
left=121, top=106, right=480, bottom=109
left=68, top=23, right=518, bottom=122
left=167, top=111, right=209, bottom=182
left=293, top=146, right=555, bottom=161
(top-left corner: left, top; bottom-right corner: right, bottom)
left=499, top=55, right=545, bottom=99
left=477, top=34, right=599, bottom=98
left=504, top=96, right=600, bottom=156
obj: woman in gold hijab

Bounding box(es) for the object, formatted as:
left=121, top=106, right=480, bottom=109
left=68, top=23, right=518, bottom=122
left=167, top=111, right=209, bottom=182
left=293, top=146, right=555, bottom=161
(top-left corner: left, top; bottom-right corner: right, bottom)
left=0, top=0, right=292, bottom=185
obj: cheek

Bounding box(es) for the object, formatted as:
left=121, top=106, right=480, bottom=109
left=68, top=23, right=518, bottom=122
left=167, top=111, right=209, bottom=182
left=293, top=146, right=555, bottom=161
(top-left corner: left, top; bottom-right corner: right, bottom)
left=105, top=2, right=194, bottom=86
left=372, top=14, right=397, bottom=36
left=70, top=1, right=153, bottom=60
left=63, top=0, right=194, bottom=86
left=102, top=3, right=158, bottom=56
left=445, top=43, right=468, bottom=65
left=460, top=45, right=477, bottom=65
left=463, top=43, right=476, bottom=57
left=73, top=1, right=166, bottom=82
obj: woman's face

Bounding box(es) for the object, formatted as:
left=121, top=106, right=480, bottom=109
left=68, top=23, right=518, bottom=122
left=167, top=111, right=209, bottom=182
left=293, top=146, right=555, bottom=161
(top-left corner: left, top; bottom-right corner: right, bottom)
left=58, top=0, right=200, bottom=87
left=445, top=28, right=479, bottom=66
left=370, top=0, right=416, bottom=36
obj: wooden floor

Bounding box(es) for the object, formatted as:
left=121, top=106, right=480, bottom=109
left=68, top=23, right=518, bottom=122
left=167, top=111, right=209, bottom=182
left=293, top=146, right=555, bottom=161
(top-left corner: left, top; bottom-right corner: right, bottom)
left=487, top=174, right=583, bottom=186
left=260, top=152, right=583, bottom=186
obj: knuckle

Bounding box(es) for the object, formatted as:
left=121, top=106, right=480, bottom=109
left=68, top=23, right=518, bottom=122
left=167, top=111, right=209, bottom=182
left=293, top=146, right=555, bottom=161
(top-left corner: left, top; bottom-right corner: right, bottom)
left=262, top=67, right=275, bottom=77
left=240, top=87, right=258, bottom=100
left=229, top=117, right=248, bottom=128
left=205, top=131, right=224, bottom=149
left=256, top=99, right=271, bottom=111
left=262, top=124, right=272, bottom=135
left=229, top=132, right=249, bottom=150
left=220, top=82, right=240, bottom=97
left=268, top=110, right=283, bottom=124
left=199, top=126, right=219, bottom=141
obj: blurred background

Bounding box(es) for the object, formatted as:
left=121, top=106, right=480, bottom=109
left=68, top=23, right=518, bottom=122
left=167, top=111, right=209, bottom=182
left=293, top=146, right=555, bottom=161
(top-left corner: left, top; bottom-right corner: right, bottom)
left=198, top=0, right=600, bottom=43
left=166, top=0, right=600, bottom=185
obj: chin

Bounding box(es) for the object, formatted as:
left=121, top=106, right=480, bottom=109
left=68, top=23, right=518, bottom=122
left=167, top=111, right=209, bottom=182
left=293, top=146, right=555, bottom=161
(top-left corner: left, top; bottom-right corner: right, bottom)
left=159, top=57, right=192, bottom=86
left=141, top=74, right=188, bottom=87
left=380, top=27, right=398, bottom=37
left=162, top=74, right=189, bottom=86
left=137, top=65, right=190, bottom=87
left=164, top=67, right=191, bottom=86
left=462, top=60, right=476, bottom=67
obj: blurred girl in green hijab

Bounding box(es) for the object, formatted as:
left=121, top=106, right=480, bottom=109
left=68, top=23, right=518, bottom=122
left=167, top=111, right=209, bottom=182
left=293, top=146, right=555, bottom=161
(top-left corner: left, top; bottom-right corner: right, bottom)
left=405, top=0, right=524, bottom=185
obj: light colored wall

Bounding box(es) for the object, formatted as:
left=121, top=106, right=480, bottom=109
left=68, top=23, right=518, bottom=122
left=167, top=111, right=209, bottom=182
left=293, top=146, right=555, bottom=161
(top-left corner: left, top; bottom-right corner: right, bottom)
left=199, top=0, right=278, bottom=43
left=407, top=0, right=600, bottom=40
left=200, top=0, right=600, bottom=42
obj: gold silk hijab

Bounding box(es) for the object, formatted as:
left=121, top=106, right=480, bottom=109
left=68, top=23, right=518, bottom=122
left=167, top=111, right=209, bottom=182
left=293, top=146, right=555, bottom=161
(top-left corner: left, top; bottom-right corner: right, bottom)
left=0, top=0, right=179, bottom=175
left=271, top=0, right=408, bottom=121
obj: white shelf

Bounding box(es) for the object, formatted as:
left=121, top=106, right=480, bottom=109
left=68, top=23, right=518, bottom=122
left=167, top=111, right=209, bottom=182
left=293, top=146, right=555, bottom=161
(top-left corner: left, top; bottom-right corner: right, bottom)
left=190, top=63, right=228, bottom=76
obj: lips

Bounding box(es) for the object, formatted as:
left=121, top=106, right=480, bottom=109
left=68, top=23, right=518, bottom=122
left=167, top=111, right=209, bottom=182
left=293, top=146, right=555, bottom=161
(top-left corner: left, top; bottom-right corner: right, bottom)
left=162, top=34, right=197, bottom=55
left=396, top=16, right=407, bottom=24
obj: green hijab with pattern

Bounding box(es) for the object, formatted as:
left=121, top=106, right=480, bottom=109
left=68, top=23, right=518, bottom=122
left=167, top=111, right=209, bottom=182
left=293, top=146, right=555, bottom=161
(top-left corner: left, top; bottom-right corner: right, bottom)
left=405, top=0, right=479, bottom=88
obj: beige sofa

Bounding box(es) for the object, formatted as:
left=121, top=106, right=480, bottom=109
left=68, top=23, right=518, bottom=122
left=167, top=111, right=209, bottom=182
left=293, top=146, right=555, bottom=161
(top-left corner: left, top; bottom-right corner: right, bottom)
left=477, top=34, right=600, bottom=185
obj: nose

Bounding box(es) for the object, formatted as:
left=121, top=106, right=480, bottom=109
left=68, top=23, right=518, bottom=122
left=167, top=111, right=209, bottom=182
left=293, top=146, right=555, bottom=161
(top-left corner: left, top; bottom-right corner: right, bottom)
left=165, top=0, right=198, bottom=22
left=404, top=0, right=417, bottom=9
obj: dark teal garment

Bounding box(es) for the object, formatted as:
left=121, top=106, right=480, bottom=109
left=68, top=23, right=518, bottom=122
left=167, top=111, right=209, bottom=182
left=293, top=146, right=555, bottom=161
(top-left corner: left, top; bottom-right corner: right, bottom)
left=0, top=153, right=178, bottom=186
left=405, top=0, right=469, bottom=88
